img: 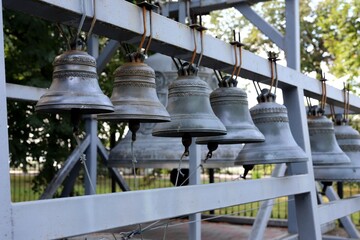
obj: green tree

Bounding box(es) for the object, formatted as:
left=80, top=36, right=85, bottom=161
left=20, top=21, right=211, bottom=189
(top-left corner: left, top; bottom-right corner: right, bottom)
left=4, top=9, right=125, bottom=194
left=207, top=0, right=360, bottom=80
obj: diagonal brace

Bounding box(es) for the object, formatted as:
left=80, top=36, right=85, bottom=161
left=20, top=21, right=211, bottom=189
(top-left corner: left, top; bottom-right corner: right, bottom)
left=96, top=137, right=131, bottom=191
left=40, top=135, right=91, bottom=199
left=235, top=3, right=285, bottom=50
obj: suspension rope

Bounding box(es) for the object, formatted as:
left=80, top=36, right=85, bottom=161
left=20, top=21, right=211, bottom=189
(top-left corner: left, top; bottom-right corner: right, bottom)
left=73, top=133, right=97, bottom=194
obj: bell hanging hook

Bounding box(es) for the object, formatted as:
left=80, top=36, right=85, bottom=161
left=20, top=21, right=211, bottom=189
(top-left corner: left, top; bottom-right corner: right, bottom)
left=233, top=32, right=244, bottom=87
left=230, top=30, right=239, bottom=85
left=87, top=0, right=97, bottom=38
left=319, top=70, right=327, bottom=112
left=136, top=1, right=157, bottom=56
left=73, top=0, right=88, bottom=50
left=189, top=23, right=199, bottom=68
left=267, top=51, right=279, bottom=96
left=195, top=16, right=207, bottom=71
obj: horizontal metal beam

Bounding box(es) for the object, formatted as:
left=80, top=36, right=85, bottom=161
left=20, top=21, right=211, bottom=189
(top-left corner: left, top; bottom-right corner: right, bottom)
left=6, top=83, right=46, bottom=102
left=325, top=187, right=360, bottom=238
left=12, top=174, right=311, bottom=239
left=4, top=0, right=360, bottom=112
left=163, top=0, right=267, bottom=17
left=318, top=195, right=360, bottom=225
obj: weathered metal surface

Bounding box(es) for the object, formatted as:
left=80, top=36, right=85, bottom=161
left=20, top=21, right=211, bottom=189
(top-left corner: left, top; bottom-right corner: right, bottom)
left=314, top=123, right=360, bottom=181
left=109, top=54, right=239, bottom=168
left=196, top=86, right=264, bottom=144
left=236, top=92, right=308, bottom=165
left=152, top=72, right=226, bottom=138
left=308, top=116, right=350, bottom=166
left=99, top=58, right=170, bottom=122
left=35, top=50, right=114, bottom=114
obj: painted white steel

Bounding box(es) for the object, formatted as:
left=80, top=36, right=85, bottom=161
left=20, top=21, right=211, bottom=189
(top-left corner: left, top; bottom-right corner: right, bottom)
left=318, top=195, right=360, bottom=225
left=3, top=0, right=360, bottom=111
left=6, top=83, right=46, bottom=101
left=0, top=1, right=13, bottom=238
left=189, top=141, right=201, bottom=240
left=12, top=175, right=311, bottom=239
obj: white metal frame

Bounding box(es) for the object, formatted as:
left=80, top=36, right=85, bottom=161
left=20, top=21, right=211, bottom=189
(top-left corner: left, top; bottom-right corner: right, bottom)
left=1, top=0, right=360, bottom=239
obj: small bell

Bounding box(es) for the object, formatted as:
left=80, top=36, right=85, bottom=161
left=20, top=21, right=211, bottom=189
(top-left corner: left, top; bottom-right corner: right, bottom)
left=235, top=89, right=308, bottom=178
left=98, top=52, right=170, bottom=123
left=109, top=54, right=236, bottom=168
left=307, top=106, right=350, bottom=166
left=98, top=52, right=171, bottom=141
left=152, top=64, right=226, bottom=138
left=196, top=76, right=264, bottom=145
left=152, top=63, right=226, bottom=158
left=314, top=115, right=360, bottom=181
left=36, top=50, right=114, bottom=114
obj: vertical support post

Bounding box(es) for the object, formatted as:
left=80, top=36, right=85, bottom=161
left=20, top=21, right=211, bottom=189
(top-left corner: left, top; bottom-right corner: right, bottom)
left=285, top=4, right=321, bottom=227
left=188, top=140, right=201, bottom=240
left=84, top=115, right=98, bottom=195
left=178, top=0, right=187, bottom=24
left=284, top=0, right=321, bottom=238
left=0, top=2, right=13, bottom=238
left=284, top=89, right=322, bottom=239
left=83, top=34, right=99, bottom=195
left=208, top=169, right=215, bottom=214
left=285, top=0, right=300, bottom=71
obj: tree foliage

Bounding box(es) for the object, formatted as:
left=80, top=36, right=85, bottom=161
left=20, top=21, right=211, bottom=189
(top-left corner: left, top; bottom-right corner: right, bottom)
left=4, top=9, right=125, bottom=194
left=207, top=0, right=360, bottom=80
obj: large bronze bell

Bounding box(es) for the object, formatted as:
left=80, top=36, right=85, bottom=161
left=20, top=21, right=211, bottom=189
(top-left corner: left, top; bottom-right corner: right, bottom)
left=307, top=108, right=350, bottom=165
left=235, top=89, right=308, bottom=167
left=108, top=54, right=237, bottom=168
left=36, top=50, right=114, bottom=114
left=314, top=116, right=360, bottom=181
left=196, top=77, right=264, bottom=145
left=98, top=53, right=170, bottom=123
left=108, top=123, right=238, bottom=168
left=108, top=53, right=242, bottom=169
left=152, top=64, right=226, bottom=138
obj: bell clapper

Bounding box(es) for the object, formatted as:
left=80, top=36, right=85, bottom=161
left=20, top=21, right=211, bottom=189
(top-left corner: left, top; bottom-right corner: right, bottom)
left=129, top=120, right=141, bottom=142
left=129, top=119, right=140, bottom=164
left=241, top=165, right=254, bottom=179
left=321, top=181, right=333, bottom=195
left=173, top=134, right=193, bottom=186
left=204, top=142, right=218, bottom=163
left=181, top=133, right=192, bottom=157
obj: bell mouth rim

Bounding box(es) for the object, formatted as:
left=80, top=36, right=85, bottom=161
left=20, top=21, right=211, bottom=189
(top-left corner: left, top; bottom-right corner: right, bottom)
left=152, top=129, right=227, bottom=138
left=106, top=160, right=235, bottom=169
left=234, top=157, right=308, bottom=166
left=195, top=139, right=262, bottom=145
left=97, top=115, right=171, bottom=123
left=35, top=105, right=114, bottom=114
